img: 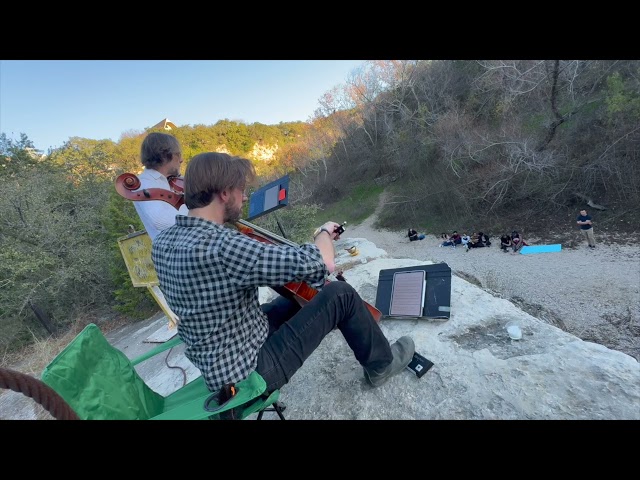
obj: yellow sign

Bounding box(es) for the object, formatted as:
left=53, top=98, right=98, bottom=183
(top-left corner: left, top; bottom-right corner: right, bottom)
left=117, top=231, right=158, bottom=287
left=117, top=230, right=178, bottom=328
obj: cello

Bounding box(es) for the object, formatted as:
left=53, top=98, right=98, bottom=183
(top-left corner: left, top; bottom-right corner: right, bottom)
left=115, top=173, right=383, bottom=322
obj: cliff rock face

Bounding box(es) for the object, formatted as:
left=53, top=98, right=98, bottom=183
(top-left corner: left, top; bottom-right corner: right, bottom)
left=260, top=237, right=640, bottom=419
left=214, top=145, right=231, bottom=155
left=249, top=143, right=279, bottom=163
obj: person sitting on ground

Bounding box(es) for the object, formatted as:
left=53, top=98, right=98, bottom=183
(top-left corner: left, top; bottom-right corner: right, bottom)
left=500, top=234, right=513, bottom=252
left=440, top=233, right=449, bottom=240
left=479, top=232, right=491, bottom=247
left=467, top=232, right=485, bottom=250
left=460, top=233, right=471, bottom=249
left=452, top=231, right=462, bottom=247
left=476, top=232, right=489, bottom=247
left=440, top=230, right=461, bottom=247
left=482, top=233, right=491, bottom=247
left=152, top=151, right=415, bottom=396
left=408, top=228, right=426, bottom=241
left=511, top=230, right=528, bottom=252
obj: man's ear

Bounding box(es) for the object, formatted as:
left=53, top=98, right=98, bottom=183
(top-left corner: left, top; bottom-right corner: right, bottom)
left=219, top=189, right=231, bottom=202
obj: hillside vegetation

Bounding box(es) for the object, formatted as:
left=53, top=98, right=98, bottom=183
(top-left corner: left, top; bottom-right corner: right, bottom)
left=292, top=60, right=640, bottom=239
left=1, top=60, right=638, bottom=353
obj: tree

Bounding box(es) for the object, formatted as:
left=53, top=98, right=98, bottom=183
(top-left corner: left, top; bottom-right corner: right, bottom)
left=0, top=133, right=41, bottom=177
left=0, top=161, right=115, bottom=350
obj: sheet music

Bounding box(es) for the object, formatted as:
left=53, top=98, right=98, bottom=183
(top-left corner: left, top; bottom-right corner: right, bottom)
left=389, top=270, right=426, bottom=317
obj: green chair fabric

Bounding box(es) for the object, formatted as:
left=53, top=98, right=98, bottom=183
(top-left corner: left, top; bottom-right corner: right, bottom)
left=41, top=323, right=281, bottom=420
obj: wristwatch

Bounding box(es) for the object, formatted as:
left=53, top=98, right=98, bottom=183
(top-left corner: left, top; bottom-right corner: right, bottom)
left=313, top=227, right=332, bottom=239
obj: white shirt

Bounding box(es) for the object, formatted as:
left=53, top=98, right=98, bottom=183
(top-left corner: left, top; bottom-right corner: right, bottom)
left=133, top=168, right=189, bottom=241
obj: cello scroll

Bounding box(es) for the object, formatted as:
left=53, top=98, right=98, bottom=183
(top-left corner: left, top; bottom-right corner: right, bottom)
left=115, top=173, right=185, bottom=209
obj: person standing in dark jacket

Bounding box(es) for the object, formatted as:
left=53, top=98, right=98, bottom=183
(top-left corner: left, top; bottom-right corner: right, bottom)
left=577, top=209, right=596, bottom=248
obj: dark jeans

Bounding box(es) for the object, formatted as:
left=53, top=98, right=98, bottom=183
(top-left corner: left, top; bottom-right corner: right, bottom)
left=256, top=281, right=393, bottom=393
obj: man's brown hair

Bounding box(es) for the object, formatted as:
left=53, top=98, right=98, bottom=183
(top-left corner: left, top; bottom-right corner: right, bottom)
left=184, top=152, right=256, bottom=209
left=140, top=132, right=182, bottom=169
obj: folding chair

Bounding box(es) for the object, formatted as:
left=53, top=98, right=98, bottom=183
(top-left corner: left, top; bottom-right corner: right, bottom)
left=41, top=324, right=285, bottom=420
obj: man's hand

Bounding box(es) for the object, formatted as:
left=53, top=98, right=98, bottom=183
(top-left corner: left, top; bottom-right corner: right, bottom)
left=320, top=221, right=343, bottom=241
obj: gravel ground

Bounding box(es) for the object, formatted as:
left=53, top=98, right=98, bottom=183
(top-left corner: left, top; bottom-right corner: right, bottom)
left=344, top=205, right=640, bottom=362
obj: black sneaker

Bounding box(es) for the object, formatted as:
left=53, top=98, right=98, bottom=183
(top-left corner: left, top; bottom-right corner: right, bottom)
left=364, top=336, right=415, bottom=387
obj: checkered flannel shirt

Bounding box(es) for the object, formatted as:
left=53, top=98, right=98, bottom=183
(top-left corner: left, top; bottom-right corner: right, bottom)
left=152, top=215, right=328, bottom=392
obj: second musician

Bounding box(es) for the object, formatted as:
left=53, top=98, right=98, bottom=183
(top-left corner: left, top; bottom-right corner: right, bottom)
left=134, top=132, right=189, bottom=240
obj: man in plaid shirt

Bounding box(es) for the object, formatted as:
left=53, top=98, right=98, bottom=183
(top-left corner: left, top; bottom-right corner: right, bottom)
left=152, top=152, right=415, bottom=394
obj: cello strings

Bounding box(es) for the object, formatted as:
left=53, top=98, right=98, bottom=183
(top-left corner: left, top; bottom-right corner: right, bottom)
left=236, top=219, right=299, bottom=248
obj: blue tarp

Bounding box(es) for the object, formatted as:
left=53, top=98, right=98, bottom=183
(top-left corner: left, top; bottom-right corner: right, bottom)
left=520, top=244, right=562, bottom=254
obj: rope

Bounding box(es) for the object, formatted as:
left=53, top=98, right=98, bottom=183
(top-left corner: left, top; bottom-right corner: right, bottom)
left=164, top=347, right=187, bottom=387
left=0, top=367, right=80, bottom=420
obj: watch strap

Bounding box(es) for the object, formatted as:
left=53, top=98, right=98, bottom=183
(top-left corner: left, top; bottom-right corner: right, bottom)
left=313, top=227, right=332, bottom=239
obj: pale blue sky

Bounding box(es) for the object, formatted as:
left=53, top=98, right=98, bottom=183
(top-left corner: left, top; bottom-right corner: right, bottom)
left=0, top=60, right=366, bottom=153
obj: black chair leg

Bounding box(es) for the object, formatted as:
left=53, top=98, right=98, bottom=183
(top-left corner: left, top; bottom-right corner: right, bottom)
left=273, top=401, right=286, bottom=420
left=256, top=400, right=286, bottom=420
